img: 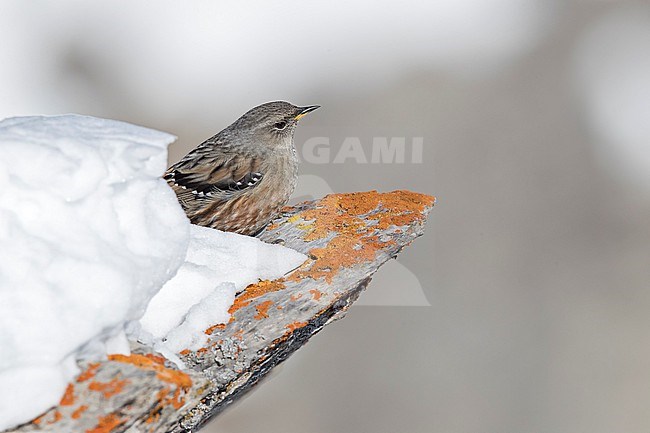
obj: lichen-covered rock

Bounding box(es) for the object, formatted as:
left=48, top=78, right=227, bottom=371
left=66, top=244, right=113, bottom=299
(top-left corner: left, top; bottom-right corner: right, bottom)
left=5, top=190, right=434, bottom=433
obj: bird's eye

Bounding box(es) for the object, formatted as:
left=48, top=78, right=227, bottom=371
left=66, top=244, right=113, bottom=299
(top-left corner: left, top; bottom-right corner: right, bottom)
left=273, top=121, right=287, bottom=131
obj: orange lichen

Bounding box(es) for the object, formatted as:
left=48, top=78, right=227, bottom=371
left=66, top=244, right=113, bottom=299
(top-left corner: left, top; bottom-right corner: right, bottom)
left=33, top=410, right=63, bottom=425
left=290, top=293, right=303, bottom=301
left=104, top=355, right=192, bottom=419
left=145, top=411, right=160, bottom=425
left=179, top=349, right=191, bottom=356
left=369, top=192, right=435, bottom=230
left=145, top=410, right=161, bottom=425
left=228, top=279, right=286, bottom=316
left=144, top=353, right=167, bottom=365
left=286, top=321, right=307, bottom=332
left=309, top=289, right=323, bottom=301
left=233, top=328, right=245, bottom=340
left=286, top=191, right=434, bottom=283
left=60, top=384, right=75, bottom=406
left=146, top=385, right=187, bottom=423
left=289, top=234, right=379, bottom=283
left=170, top=387, right=185, bottom=409
left=71, top=405, right=88, bottom=420
left=254, top=300, right=274, bottom=320
left=88, top=378, right=129, bottom=398
left=204, top=323, right=226, bottom=335
left=77, top=363, right=100, bottom=382
left=300, top=190, right=433, bottom=240
left=156, top=387, right=170, bottom=401
left=108, top=354, right=192, bottom=389
left=86, top=414, right=124, bottom=433
left=50, top=411, right=62, bottom=424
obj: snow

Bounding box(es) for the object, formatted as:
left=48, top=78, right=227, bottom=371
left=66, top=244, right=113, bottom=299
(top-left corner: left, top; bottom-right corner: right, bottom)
left=0, top=114, right=189, bottom=430
left=137, top=224, right=306, bottom=356
left=0, top=114, right=306, bottom=430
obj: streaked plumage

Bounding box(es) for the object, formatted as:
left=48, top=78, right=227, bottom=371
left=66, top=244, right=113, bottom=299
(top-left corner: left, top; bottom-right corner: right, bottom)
left=165, top=101, right=319, bottom=235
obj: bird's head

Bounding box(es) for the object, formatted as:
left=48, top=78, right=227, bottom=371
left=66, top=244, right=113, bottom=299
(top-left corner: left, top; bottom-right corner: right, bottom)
left=230, top=101, right=319, bottom=150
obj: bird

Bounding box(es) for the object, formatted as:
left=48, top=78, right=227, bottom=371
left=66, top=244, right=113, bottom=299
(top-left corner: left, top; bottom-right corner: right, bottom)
left=164, top=101, right=319, bottom=236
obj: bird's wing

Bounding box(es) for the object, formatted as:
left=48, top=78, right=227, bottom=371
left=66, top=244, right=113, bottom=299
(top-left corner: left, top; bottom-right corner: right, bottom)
left=165, top=152, right=264, bottom=199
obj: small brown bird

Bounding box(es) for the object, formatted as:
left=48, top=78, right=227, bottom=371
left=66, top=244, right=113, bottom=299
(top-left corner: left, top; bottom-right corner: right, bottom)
left=165, top=101, right=319, bottom=236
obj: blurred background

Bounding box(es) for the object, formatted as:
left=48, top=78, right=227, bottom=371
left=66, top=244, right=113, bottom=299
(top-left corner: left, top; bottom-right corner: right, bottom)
left=2, top=0, right=650, bottom=432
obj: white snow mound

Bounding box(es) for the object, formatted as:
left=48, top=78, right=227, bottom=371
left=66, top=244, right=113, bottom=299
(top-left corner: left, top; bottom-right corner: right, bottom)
left=137, top=224, right=307, bottom=355
left=0, top=114, right=190, bottom=430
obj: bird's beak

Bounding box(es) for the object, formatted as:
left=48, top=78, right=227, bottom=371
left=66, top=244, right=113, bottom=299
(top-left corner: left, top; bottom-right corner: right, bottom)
left=294, top=105, right=320, bottom=120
